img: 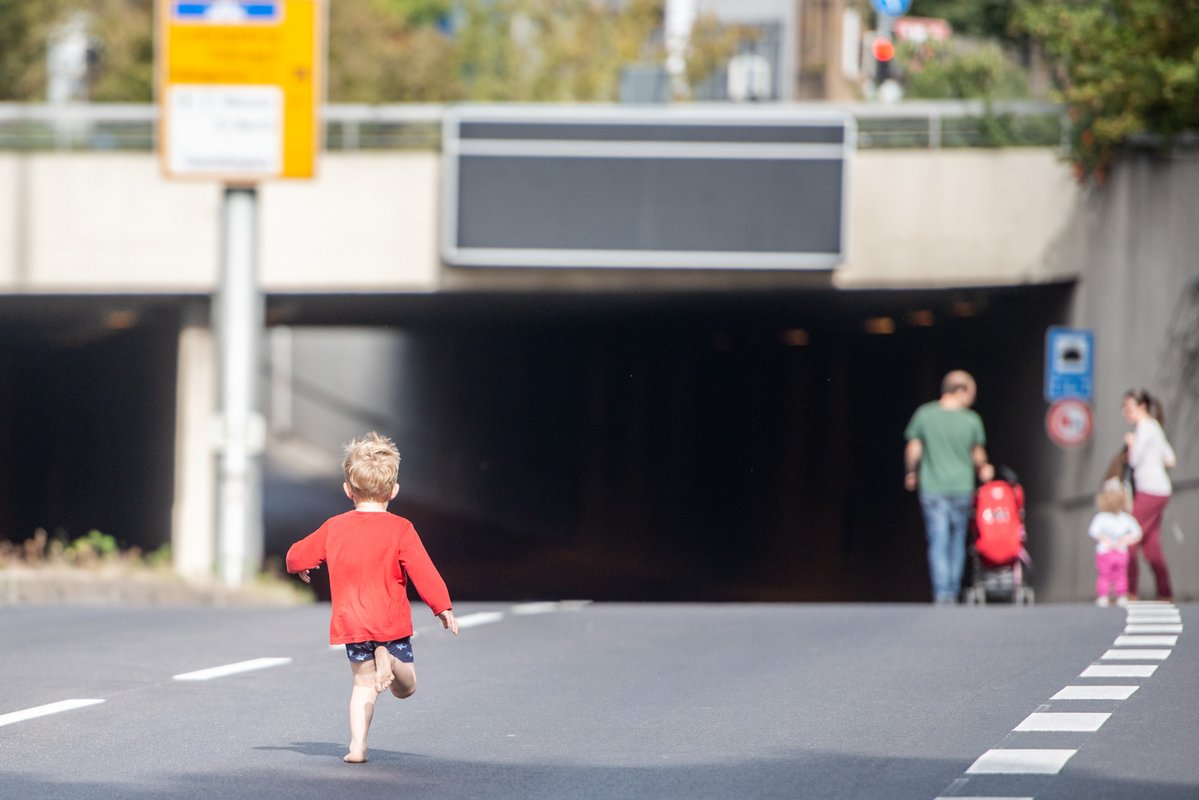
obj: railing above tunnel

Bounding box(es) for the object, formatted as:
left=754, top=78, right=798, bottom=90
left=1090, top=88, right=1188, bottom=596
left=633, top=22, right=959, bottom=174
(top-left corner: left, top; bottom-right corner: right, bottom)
left=0, top=100, right=1066, bottom=153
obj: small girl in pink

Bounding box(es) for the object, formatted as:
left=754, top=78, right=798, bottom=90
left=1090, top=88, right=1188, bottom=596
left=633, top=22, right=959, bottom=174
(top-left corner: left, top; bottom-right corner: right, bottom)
left=1088, top=481, right=1142, bottom=607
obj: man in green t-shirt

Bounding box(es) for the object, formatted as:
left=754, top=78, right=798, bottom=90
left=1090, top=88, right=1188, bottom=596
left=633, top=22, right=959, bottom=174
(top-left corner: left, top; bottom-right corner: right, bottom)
left=904, top=370, right=994, bottom=603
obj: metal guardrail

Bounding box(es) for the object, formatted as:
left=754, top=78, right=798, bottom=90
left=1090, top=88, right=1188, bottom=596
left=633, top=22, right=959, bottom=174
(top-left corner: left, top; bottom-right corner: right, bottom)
left=0, top=101, right=1066, bottom=152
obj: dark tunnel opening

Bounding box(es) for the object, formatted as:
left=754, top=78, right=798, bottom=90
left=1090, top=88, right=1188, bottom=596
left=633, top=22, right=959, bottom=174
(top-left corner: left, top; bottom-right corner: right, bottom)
left=263, top=284, right=1073, bottom=603
left=0, top=286, right=1073, bottom=602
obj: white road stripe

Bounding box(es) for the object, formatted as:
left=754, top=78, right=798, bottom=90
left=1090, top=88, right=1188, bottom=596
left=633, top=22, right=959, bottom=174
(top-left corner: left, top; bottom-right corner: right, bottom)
left=1125, top=624, right=1183, bottom=634
left=1100, top=648, right=1170, bottom=661
left=511, top=602, right=563, bottom=615
left=455, top=611, right=505, bottom=629
left=1051, top=685, right=1139, bottom=700
left=1081, top=664, right=1157, bottom=678
left=173, top=657, right=292, bottom=681
left=966, top=749, right=1077, bottom=775
left=1014, top=712, right=1111, bottom=732
left=0, top=699, right=106, bottom=728
left=1114, top=635, right=1178, bottom=646
left=1126, top=612, right=1182, bottom=621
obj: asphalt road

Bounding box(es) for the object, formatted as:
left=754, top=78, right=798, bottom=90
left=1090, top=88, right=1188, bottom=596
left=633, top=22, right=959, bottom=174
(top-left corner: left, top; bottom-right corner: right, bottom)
left=0, top=601, right=1193, bottom=800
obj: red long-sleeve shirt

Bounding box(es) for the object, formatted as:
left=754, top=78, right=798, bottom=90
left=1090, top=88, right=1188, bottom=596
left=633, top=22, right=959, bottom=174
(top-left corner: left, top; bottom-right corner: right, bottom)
left=286, top=510, right=452, bottom=645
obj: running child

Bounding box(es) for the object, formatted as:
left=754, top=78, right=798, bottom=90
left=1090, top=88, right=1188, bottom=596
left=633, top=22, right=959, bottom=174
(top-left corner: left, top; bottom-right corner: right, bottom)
left=287, top=431, right=458, bottom=763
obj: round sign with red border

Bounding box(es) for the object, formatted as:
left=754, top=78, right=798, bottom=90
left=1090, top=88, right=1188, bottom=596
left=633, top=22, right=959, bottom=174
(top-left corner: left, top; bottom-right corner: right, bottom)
left=1046, top=398, right=1093, bottom=447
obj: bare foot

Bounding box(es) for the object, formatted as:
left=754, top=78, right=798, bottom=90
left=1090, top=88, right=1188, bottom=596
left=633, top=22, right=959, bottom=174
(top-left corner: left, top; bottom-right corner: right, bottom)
left=373, top=645, right=393, bottom=693
left=343, top=750, right=367, bottom=764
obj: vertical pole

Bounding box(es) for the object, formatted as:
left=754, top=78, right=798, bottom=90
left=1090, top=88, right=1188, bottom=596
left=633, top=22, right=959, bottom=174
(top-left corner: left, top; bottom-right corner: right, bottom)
left=217, top=185, right=264, bottom=588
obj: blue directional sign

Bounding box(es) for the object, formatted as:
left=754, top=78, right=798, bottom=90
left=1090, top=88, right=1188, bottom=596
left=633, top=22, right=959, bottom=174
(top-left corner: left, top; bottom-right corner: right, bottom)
left=870, top=0, right=913, bottom=16
left=1045, top=326, right=1094, bottom=402
left=174, top=1, right=280, bottom=21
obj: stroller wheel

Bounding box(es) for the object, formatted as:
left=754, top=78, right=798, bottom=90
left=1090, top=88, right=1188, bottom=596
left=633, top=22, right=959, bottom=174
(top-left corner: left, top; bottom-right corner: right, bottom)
left=1016, top=587, right=1035, bottom=606
left=965, top=586, right=986, bottom=606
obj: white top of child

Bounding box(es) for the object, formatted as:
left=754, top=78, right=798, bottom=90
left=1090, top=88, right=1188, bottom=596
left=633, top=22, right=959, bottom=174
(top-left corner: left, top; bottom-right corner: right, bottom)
left=1088, top=510, right=1142, bottom=554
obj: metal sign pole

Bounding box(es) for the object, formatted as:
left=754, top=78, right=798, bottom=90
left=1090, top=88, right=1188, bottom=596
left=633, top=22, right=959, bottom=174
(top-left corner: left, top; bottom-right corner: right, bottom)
left=216, top=185, right=264, bottom=588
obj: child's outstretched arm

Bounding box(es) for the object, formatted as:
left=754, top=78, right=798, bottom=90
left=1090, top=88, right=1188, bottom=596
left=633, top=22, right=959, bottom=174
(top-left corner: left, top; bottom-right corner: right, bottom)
left=286, top=524, right=329, bottom=582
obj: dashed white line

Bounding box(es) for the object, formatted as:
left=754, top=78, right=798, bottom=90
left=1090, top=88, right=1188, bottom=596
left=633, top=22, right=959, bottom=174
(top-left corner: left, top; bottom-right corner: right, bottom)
left=455, top=611, right=506, bottom=629
left=510, top=602, right=563, bottom=615
left=966, top=749, right=1077, bottom=775
left=1114, top=635, right=1178, bottom=646
left=1051, top=685, right=1138, bottom=700
left=1124, top=624, right=1183, bottom=634
left=1100, top=648, right=1170, bottom=661
left=173, top=657, right=292, bottom=681
left=1080, top=663, right=1158, bottom=678
left=1014, top=712, right=1111, bottom=732
left=0, top=699, right=106, bottom=728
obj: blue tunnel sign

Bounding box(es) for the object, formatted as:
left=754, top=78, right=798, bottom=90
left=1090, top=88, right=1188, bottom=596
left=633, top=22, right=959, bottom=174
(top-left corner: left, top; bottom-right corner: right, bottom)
left=1045, top=327, right=1094, bottom=402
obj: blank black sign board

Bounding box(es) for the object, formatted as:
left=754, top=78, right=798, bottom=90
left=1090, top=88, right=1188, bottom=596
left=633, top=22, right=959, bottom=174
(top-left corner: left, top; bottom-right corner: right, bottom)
left=442, top=106, right=853, bottom=270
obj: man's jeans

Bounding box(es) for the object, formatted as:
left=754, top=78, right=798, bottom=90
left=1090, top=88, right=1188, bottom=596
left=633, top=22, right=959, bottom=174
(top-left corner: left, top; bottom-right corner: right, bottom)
left=919, top=492, right=974, bottom=603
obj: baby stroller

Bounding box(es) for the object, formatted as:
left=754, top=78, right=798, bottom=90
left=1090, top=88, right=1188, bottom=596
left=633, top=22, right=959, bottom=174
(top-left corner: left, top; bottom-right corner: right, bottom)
left=964, top=467, right=1035, bottom=605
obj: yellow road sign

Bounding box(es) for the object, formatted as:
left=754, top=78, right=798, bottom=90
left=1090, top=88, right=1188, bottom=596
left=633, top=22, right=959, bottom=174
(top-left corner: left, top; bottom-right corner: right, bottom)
left=158, top=1, right=323, bottom=181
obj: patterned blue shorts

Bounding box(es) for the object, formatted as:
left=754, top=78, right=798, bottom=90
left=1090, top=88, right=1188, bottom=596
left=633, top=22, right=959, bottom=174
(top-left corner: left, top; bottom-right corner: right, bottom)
left=345, top=637, right=414, bottom=664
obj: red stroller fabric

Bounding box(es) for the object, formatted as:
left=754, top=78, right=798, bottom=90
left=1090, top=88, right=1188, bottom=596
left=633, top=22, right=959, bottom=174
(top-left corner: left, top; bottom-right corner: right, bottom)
left=975, top=480, right=1024, bottom=565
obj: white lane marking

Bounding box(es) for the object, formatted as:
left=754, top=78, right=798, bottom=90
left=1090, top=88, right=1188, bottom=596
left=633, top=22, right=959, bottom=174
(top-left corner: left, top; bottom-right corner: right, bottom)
left=173, top=657, right=292, bottom=681
left=1100, top=648, right=1170, bottom=661
left=1126, top=616, right=1182, bottom=625
left=1052, top=685, right=1139, bottom=700
left=1014, top=712, right=1111, bottom=732
left=1125, top=624, right=1183, bottom=634
left=456, top=611, right=505, bottom=629
left=1126, top=611, right=1182, bottom=620
left=1114, top=635, right=1178, bottom=646
left=1081, top=664, right=1157, bottom=678
left=0, top=699, right=106, bottom=728
left=966, top=749, right=1077, bottom=775
left=511, top=602, right=562, bottom=615
left=1126, top=600, right=1175, bottom=606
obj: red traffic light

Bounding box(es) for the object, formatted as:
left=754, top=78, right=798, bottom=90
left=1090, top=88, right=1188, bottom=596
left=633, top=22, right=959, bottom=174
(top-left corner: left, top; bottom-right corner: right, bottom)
left=871, top=36, right=895, bottom=63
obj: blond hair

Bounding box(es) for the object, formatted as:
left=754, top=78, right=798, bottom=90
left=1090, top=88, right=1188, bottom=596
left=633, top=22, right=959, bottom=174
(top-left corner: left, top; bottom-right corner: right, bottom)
left=1097, top=484, right=1127, bottom=515
left=343, top=431, right=400, bottom=502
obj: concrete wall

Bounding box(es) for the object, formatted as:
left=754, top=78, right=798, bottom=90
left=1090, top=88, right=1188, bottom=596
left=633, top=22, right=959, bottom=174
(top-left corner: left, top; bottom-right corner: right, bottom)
left=1026, top=152, right=1199, bottom=602
left=0, top=148, right=1077, bottom=293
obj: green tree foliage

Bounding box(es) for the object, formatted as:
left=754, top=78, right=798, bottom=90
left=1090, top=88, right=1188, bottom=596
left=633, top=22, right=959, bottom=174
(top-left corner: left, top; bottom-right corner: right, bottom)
left=454, top=0, right=663, bottom=102
left=1017, top=0, right=1199, bottom=184
left=327, top=0, right=459, bottom=101
left=908, top=0, right=1017, bottom=42
left=87, top=0, right=154, bottom=102
left=900, top=39, right=1027, bottom=101
left=0, top=0, right=671, bottom=104
left=0, top=0, right=71, bottom=99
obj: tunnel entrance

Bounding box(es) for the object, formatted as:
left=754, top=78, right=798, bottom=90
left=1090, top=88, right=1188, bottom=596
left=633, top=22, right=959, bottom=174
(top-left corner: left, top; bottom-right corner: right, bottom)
left=0, top=297, right=186, bottom=557
left=265, top=284, right=1073, bottom=602
left=0, top=286, right=1072, bottom=601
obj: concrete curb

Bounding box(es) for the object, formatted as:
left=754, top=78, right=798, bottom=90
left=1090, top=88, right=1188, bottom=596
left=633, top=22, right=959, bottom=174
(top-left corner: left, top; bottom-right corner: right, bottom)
left=0, top=567, right=312, bottom=606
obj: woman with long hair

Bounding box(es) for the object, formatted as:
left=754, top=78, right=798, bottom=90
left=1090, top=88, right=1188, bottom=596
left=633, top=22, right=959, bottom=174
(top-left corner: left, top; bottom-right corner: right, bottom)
left=1121, top=389, right=1178, bottom=601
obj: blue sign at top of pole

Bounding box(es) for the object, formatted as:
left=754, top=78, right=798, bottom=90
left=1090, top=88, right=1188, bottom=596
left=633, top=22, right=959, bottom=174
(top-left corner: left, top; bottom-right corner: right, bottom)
left=870, top=0, right=913, bottom=16
left=174, top=1, right=280, bottom=22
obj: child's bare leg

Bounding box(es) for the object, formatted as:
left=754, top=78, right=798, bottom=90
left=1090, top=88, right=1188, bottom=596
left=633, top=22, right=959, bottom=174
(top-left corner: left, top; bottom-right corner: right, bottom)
left=346, top=660, right=379, bottom=763
left=388, top=658, right=417, bottom=699
left=373, top=646, right=394, bottom=693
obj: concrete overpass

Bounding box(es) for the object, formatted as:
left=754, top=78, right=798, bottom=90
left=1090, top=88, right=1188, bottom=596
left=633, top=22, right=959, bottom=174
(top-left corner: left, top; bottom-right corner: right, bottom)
left=0, top=102, right=1194, bottom=603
